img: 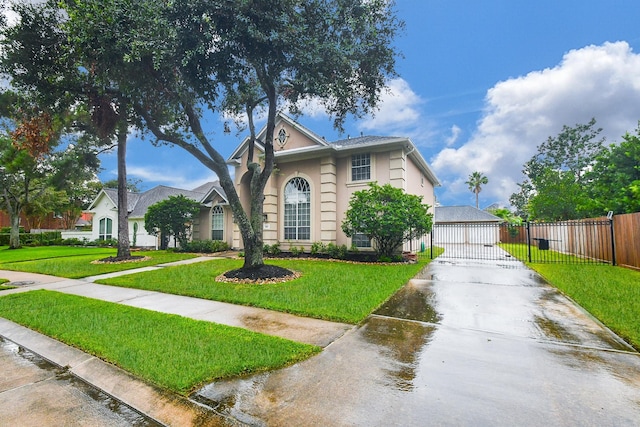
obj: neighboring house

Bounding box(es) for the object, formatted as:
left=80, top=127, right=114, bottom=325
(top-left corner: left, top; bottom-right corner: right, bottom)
left=88, top=114, right=440, bottom=250
left=0, top=210, right=89, bottom=231
left=88, top=182, right=228, bottom=247
left=433, top=206, right=502, bottom=245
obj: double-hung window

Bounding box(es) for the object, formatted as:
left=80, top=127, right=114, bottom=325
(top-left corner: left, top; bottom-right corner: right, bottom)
left=352, top=233, right=372, bottom=248
left=351, top=153, right=371, bottom=181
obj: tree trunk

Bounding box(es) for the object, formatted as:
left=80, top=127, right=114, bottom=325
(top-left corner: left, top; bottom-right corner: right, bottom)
left=9, top=210, right=21, bottom=249
left=242, top=236, right=264, bottom=269
left=116, top=123, right=131, bottom=258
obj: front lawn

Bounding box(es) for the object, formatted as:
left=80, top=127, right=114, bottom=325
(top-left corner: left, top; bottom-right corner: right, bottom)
left=499, top=242, right=606, bottom=264
left=0, top=247, right=196, bottom=278
left=98, top=253, right=442, bottom=324
left=0, top=245, right=115, bottom=263
left=531, top=264, right=640, bottom=350
left=0, top=290, right=318, bottom=395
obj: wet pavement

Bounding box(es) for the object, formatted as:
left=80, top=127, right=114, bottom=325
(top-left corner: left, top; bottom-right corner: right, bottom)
left=0, top=336, right=161, bottom=426
left=2, top=255, right=640, bottom=426
left=194, top=257, right=640, bottom=426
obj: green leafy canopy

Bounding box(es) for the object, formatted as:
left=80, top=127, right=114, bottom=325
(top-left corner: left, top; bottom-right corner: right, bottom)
left=342, top=182, right=433, bottom=258
left=144, top=195, right=201, bottom=248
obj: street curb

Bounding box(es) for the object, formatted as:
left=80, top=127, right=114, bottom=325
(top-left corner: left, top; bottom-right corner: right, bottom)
left=0, top=318, right=242, bottom=427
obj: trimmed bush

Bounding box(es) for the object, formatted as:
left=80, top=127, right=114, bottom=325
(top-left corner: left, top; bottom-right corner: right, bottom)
left=180, top=239, right=230, bottom=253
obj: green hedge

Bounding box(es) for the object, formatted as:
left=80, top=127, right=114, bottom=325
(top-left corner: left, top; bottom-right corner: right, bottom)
left=0, top=231, right=62, bottom=246
left=179, top=239, right=230, bottom=253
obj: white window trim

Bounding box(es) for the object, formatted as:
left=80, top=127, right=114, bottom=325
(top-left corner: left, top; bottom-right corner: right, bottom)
left=211, top=205, right=224, bottom=241
left=280, top=173, right=314, bottom=242
left=352, top=233, right=372, bottom=249
left=98, top=217, right=113, bottom=240
left=347, top=152, right=375, bottom=185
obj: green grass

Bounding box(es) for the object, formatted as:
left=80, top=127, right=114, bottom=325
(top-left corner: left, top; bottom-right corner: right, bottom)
left=530, top=264, right=640, bottom=350
left=0, top=278, right=14, bottom=291
left=0, top=247, right=196, bottom=278
left=0, top=290, right=319, bottom=394
left=98, top=251, right=443, bottom=324
left=499, top=243, right=602, bottom=264
left=0, top=245, right=115, bottom=262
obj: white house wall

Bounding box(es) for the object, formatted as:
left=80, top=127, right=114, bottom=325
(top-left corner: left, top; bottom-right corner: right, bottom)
left=90, top=193, right=117, bottom=242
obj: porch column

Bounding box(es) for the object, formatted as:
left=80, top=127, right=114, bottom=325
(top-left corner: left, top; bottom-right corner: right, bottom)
left=320, top=156, right=337, bottom=244
left=389, top=149, right=406, bottom=190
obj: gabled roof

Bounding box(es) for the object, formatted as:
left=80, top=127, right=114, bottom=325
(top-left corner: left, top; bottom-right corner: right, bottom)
left=435, top=206, right=502, bottom=223
left=89, top=181, right=226, bottom=218
left=194, top=181, right=228, bottom=206
left=129, top=186, right=206, bottom=218
left=226, top=113, right=441, bottom=187
left=227, top=113, right=328, bottom=163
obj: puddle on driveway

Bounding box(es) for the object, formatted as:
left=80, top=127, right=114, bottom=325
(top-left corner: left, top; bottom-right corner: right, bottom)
left=361, top=316, right=436, bottom=392
left=375, top=280, right=442, bottom=324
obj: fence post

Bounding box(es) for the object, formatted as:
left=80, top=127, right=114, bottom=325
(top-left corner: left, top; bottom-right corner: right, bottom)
left=526, top=221, right=532, bottom=263
left=430, top=229, right=434, bottom=259
left=609, top=217, right=616, bottom=266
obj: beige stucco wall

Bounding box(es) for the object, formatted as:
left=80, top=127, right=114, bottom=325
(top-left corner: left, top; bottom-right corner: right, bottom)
left=406, top=155, right=436, bottom=212
left=228, top=119, right=437, bottom=251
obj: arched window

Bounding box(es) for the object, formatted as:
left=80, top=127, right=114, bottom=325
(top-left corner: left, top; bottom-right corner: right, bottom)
left=284, top=177, right=310, bottom=240
left=211, top=205, right=224, bottom=241
left=99, top=217, right=113, bottom=240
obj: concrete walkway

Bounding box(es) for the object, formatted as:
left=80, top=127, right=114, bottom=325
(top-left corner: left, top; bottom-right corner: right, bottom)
left=0, top=257, right=351, bottom=347
left=0, top=258, right=351, bottom=426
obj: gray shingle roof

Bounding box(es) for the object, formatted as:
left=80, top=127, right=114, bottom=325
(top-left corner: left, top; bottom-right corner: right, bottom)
left=100, top=181, right=224, bottom=218
left=129, top=186, right=205, bottom=217
left=435, top=206, right=502, bottom=223
left=329, top=135, right=401, bottom=147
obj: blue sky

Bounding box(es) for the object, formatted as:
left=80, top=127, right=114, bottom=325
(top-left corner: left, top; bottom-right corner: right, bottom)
left=97, top=0, right=640, bottom=210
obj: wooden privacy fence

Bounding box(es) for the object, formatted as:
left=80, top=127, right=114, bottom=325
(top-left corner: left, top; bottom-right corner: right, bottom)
left=612, top=212, right=640, bottom=270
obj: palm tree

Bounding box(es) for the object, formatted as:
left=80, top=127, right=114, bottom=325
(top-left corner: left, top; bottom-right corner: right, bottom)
left=466, top=171, right=489, bottom=209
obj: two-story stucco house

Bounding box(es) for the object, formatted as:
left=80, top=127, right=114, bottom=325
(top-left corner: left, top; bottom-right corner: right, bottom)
left=88, top=114, right=440, bottom=250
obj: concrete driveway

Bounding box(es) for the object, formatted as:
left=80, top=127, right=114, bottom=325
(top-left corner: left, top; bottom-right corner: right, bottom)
left=195, top=257, right=640, bottom=426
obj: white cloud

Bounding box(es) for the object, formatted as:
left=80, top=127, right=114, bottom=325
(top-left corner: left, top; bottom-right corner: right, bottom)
left=445, top=125, right=462, bottom=146
left=357, top=78, right=423, bottom=132
left=294, top=96, right=330, bottom=119
left=432, top=41, right=640, bottom=207
left=124, top=165, right=218, bottom=191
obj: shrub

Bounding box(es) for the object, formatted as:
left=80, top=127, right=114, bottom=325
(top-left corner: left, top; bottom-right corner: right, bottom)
left=268, top=243, right=281, bottom=255
left=94, top=238, right=118, bottom=247
left=61, top=238, right=83, bottom=246
left=289, top=245, right=304, bottom=256
left=342, top=182, right=433, bottom=259
left=310, top=241, right=326, bottom=255
left=326, top=243, right=348, bottom=259
left=181, top=240, right=230, bottom=253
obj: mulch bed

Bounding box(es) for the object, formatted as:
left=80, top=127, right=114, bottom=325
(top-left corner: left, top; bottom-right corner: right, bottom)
left=216, top=265, right=301, bottom=285
left=91, top=256, right=150, bottom=264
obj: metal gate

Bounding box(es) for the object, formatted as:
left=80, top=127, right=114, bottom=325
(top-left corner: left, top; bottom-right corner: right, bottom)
left=430, top=220, right=615, bottom=264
